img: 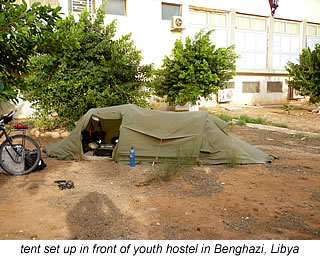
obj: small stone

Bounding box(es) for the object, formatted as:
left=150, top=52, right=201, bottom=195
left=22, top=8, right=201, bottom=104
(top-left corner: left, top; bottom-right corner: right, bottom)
left=44, top=132, right=52, bottom=138
left=61, top=132, right=70, bottom=138
left=51, top=132, right=61, bottom=139
left=35, top=130, right=40, bottom=137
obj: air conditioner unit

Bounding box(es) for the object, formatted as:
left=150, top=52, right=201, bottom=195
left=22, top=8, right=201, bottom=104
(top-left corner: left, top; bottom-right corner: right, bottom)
left=218, top=89, right=234, bottom=102
left=171, top=16, right=185, bottom=32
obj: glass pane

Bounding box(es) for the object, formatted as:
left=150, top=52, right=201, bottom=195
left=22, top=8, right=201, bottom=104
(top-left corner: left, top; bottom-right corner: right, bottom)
left=214, top=13, right=227, bottom=27
left=252, top=18, right=266, bottom=32
left=273, top=35, right=281, bottom=52
left=104, top=0, right=125, bottom=15
left=236, top=53, right=245, bottom=67
left=307, top=25, right=317, bottom=36
left=162, top=3, right=180, bottom=20
left=281, top=36, right=290, bottom=52
left=274, top=21, right=286, bottom=33
left=245, top=33, right=256, bottom=51
left=207, top=12, right=215, bottom=25
left=236, top=16, right=250, bottom=30
left=256, top=33, right=267, bottom=51
left=212, top=30, right=228, bottom=47
left=245, top=53, right=256, bottom=66
left=291, top=37, right=300, bottom=53
left=256, top=53, right=266, bottom=67
left=307, top=38, right=313, bottom=49
left=235, top=31, right=245, bottom=51
left=280, top=55, right=289, bottom=67
left=189, top=10, right=207, bottom=24
left=272, top=54, right=280, bottom=67
left=287, top=23, right=300, bottom=35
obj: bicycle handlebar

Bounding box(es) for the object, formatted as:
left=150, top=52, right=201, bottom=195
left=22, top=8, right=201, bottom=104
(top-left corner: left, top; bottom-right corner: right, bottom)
left=0, top=110, right=17, bottom=125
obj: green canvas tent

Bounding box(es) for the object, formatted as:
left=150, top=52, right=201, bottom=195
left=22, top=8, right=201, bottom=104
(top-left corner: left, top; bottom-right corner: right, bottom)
left=45, top=104, right=273, bottom=164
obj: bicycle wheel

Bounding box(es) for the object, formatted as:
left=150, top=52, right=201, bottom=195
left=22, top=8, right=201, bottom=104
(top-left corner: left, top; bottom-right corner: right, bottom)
left=0, top=135, right=41, bottom=175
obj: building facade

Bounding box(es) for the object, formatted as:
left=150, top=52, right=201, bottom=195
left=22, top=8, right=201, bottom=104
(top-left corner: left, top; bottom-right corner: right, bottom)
left=16, top=0, right=320, bottom=109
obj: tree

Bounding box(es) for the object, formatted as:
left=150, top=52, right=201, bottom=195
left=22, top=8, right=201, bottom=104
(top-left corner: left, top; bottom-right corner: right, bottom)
left=152, top=30, right=238, bottom=106
left=286, top=44, right=320, bottom=104
left=22, top=4, right=153, bottom=128
left=0, top=0, right=61, bottom=103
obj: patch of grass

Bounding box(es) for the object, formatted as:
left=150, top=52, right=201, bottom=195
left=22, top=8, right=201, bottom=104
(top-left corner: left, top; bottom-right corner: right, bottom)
left=282, top=104, right=299, bottom=111
left=214, top=113, right=267, bottom=126
left=215, top=113, right=234, bottom=122
left=272, top=122, right=289, bottom=128
left=148, top=143, right=195, bottom=182
left=239, top=114, right=268, bottom=125
left=226, top=152, right=238, bottom=168
left=295, top=133, right=320, bottom=142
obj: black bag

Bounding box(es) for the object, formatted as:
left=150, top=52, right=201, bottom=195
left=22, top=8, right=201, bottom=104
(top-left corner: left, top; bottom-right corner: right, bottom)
left=25, top=151, right=47, bottom=172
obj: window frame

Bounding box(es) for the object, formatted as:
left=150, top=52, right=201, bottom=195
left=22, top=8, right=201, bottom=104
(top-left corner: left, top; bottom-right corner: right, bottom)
left=161, top=2, right=182, bottom=20
left=267, top=81, right=283, bottom=93
left=104, top=0, right=127, bottom=16
left=242, top=82, right=260, bottom=94
left=188, top=8, right=229, bottom=48
left=306, top=24, right=320, bottom=51
left=274, top=20, right=300, bottom=35
left=235, top=14, right=267, bottom=32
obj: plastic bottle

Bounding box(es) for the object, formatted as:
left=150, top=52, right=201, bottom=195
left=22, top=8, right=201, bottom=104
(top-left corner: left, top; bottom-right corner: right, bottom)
left=130, top=147, right=135, bottom=167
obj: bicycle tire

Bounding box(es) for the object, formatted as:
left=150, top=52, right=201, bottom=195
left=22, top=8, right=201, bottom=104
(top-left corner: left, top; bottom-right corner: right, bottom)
left=0, top=135, right=41, bottom=175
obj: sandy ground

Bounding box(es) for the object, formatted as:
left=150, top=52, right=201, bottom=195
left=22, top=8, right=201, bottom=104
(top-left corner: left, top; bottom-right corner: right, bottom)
left=0, top=105, right=319, bottom=240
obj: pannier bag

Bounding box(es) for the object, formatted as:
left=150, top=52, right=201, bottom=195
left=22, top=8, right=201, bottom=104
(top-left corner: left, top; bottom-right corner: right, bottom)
left=25, top=150, right=47, bottom=172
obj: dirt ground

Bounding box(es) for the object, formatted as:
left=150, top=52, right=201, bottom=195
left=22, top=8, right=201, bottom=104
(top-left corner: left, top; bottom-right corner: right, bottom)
left=0, top=105, right=320, bottom=240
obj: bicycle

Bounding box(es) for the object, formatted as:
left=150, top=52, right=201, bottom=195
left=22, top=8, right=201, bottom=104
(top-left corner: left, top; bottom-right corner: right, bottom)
left=0, top=110, right=41, bottom=175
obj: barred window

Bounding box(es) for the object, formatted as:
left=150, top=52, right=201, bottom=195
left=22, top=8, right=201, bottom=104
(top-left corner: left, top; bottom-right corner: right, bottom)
left=242, top=82, right=260, bottom=93
left=267, top=82, right=283, bottom=93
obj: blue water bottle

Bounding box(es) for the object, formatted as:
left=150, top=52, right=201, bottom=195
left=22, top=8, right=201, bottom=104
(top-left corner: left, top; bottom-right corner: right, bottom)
left=130, top=147, right=135, bottom=167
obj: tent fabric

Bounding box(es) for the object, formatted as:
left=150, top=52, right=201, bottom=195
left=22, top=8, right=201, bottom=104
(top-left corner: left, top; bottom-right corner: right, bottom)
left=45, top=104, right=274, bottom=164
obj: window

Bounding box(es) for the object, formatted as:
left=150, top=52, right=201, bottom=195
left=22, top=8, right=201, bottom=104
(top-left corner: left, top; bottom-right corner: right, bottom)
left=235, top=15, right=267, bottom=68
left=104, top=0, right=126, bottom=16
left=162, top=3, right=181, bottom=20
left=29, top=0, right=59, bottom=7
left=267, top=82, right=283, bottom=93
left=226, top=82, right=235, bottom=89
left=71, top=0, right=95, bottom=13
left=242, top=82, right=260, bottom=93
left=273, top=20, right=300, bottom=68
left=274, top=21, right=300, bottom=35
left=189, top=10, right=227, bottom=27
left=188, top=8, right=228, bottom=48
left=236, top=16, right=266, bottom=32
left=306, top=24, right=320, bottom=51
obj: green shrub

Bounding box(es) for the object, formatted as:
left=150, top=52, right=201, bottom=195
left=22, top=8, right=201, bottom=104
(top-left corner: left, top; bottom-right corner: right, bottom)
left=22, top=4, right=153, bottom=129
left=152, top=29, right=238, bottom=105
